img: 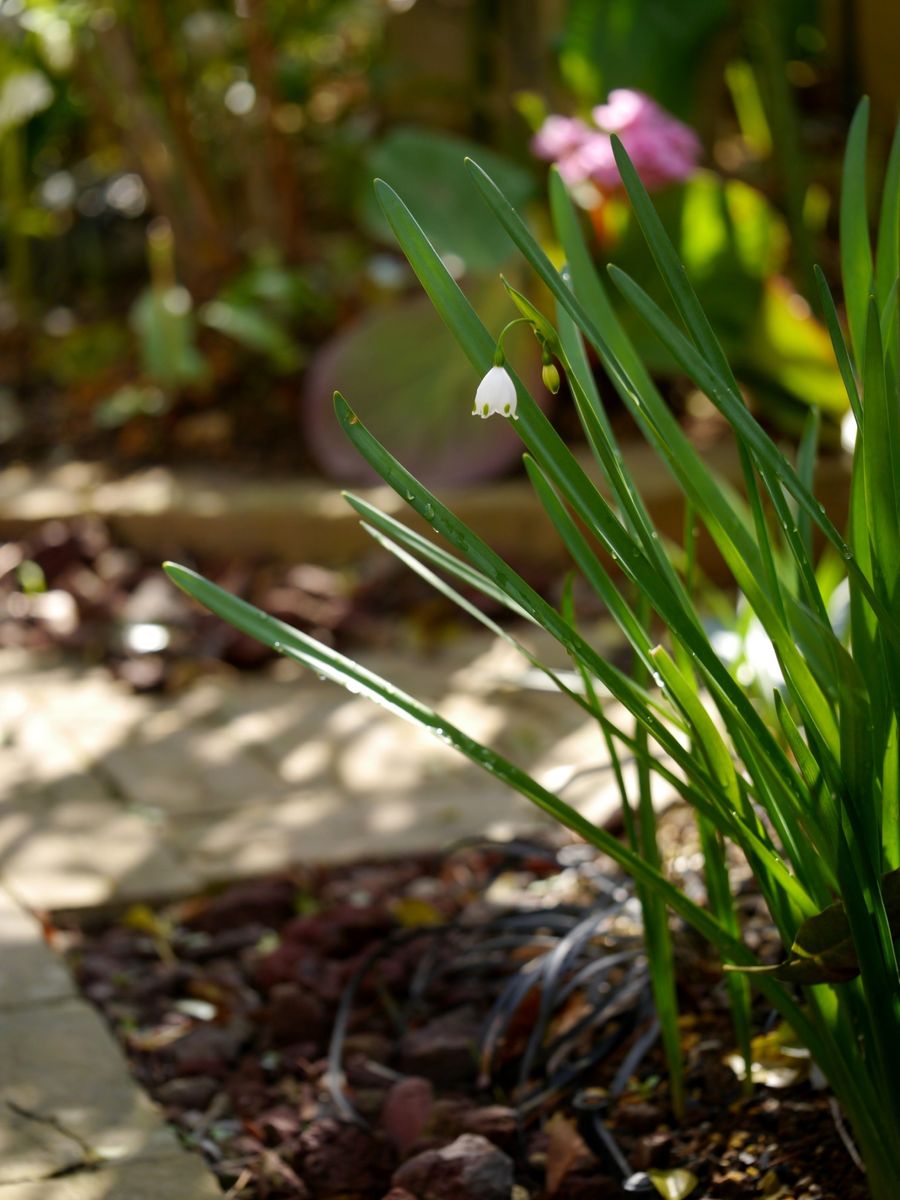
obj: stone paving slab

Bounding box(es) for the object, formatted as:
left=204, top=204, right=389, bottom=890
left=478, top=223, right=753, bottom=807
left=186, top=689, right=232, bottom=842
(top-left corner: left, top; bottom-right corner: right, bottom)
left=0, top=1156, right=222, bottom=1195
left=0, top=999, right=181, bottom=1183
left=0, top=1154, right=223, bottom=1199
left=0, top=798, right=201, bottom=910
left=0, top=885, right=223, bottom=1193
left=0, top=887, right=74, bottom=1008
left=0, top=630, right=667, bottom=907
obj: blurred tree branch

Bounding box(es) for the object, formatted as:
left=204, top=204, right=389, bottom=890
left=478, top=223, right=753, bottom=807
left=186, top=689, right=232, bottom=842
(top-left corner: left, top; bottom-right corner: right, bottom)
left=240, top=0, right=307, bottom=259
left=135, top=0, right=232, bottom=249
left=87, top=9, right=235, bottom=295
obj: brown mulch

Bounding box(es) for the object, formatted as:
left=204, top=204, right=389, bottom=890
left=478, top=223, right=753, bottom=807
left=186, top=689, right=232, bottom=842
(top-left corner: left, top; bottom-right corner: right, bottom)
left=0, top=517, right=590, bottom=693
left=57, top=830, right=868, bottom=1200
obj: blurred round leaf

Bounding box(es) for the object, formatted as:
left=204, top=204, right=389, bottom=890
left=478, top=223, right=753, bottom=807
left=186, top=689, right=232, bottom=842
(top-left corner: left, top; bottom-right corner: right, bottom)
left=201, top=299, right=302, bottom=373
left=301, top=284, right=545, bottom=486
left=360, top=126, right=536, bottom=275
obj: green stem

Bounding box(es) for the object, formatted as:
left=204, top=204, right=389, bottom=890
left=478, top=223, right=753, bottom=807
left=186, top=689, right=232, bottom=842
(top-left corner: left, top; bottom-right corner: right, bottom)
left=494, top=316, right=535, bottom=364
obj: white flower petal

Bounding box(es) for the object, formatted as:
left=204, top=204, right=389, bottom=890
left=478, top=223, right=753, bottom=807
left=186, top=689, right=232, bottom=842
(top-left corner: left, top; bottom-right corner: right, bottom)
left=473, top=365, right=518, bottom=419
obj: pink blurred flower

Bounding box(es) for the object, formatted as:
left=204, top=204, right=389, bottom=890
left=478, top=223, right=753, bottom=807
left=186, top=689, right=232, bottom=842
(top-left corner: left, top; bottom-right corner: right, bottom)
left=531, top=115, right=592, bottom=161
left=555, top=134, right=617, bottom=187
left=532, top=89, right=701, bottom=193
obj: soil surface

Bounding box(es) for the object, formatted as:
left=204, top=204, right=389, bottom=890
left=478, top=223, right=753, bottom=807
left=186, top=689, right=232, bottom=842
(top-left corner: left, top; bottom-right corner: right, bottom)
left=1, top=516, right=585, bottom=692
left=58, top=827, right=868, bottom=1200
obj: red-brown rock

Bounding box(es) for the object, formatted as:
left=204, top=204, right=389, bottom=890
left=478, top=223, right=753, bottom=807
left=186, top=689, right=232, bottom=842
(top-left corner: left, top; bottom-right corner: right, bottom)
left=398, top=1009, right=481, bottom=1086
left=297, top=1117, right=395, bottom=1197
left=391, top=1133, right=513, bottom=1200
left=382, top=1076, right=435, bottom=1154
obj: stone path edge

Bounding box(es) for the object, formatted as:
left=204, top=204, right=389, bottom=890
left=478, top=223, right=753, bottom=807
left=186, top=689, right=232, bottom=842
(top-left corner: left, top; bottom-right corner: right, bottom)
left=0, top=884, right=223, bottom=1197
left=2, top=441, right=850, bottom=580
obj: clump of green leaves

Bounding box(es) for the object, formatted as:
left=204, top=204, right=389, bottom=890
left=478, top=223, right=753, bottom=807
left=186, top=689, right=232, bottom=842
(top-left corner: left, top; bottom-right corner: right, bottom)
left=166, top=98, right=900, bottom=1198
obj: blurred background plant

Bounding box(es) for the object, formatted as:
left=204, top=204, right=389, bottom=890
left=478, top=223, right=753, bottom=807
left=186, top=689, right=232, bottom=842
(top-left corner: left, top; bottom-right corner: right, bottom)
left=0, top=0, right=897, bottom=483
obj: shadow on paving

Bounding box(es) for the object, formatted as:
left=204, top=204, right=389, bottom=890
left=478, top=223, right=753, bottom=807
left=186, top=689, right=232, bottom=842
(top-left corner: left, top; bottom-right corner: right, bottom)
left=0, top=888, right=222, bottom=1197
left=0, top=626, right=657, bottom=912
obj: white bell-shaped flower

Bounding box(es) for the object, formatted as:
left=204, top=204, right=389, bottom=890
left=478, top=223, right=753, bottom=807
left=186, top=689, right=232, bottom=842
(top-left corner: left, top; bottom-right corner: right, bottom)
left=473, top=365, right=518, bottom=419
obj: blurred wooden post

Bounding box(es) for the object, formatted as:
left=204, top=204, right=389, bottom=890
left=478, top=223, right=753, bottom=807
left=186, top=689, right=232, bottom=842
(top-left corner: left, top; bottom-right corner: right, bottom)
left=88, top=16, right=234, bottom=295
left=854, top=0, right=900, bottom=130
left=241, top=0, right=308, bottom=260
left=381, top=0, right=565, bottom=140
left=136, top=0, right=233, bottom=266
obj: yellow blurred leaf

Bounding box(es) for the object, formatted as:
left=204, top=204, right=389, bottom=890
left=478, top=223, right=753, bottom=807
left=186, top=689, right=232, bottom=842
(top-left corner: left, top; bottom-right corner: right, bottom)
left=390, top=898, right=444, bottom=928
left=122, top=903, right=173, bottom=942
left=724, top=1025, right=809, bottom=1088
left=648, top=1167, right=699, bottom=1200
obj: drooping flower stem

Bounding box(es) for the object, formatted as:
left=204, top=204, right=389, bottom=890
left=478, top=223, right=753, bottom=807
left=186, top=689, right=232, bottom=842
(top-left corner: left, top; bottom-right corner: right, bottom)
left=493, top=316, right=535, bottom=365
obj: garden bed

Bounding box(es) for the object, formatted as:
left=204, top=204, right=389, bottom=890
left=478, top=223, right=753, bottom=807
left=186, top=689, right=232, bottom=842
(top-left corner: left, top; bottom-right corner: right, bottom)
left=58, top=817, right=867, bottom=1200
left=0, top=439, right=852, bottom=693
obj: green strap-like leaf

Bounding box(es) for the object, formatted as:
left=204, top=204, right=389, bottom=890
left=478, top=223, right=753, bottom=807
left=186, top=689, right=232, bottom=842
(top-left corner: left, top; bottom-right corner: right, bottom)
left=862, top=298, right=900, bottom=602
left=610, top=262, right=900, bottom=658
left=841, top=99, right=874, bottom=365
left=815, top=265, right=863, bottom=424
left=345, top=492, right=534, bottom=624
left=522, top=455, right=658, bottom=675
left=875, top=118, right=900, bottom=312
left=651, top=646, right=740, bottom=811
left=336, top=395, right=689, bottom=765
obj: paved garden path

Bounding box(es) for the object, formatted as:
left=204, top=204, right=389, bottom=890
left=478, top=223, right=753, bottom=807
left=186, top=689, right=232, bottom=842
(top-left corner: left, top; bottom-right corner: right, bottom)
left=0, top=631, right=654, bottom=909
left=0, top=635, right=671, bottom=1196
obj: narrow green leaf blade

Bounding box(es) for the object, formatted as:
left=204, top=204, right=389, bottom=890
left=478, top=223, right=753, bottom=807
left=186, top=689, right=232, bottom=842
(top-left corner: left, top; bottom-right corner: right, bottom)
left=815, top=265, right=862, bottom=424
left=862, top=298, right=900, bottom=601
left=876, top=118, right=900, bottom=312
left=610, top=134, right=736, bottom=390
left=840, top=98, right=874, bottom=364
left=335, top=395, right=689, bottom=765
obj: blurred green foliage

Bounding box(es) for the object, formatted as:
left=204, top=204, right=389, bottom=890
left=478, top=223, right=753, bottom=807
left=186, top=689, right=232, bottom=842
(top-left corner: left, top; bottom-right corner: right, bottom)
left=560, top=0, right=733, bottom=117
left=361, top=126, right=536, bottom=273
left=605, top=173, right=846, bottom=421
left=0, top=0, right=887, bottom=476
left=559, top=0, right=823, bottom=117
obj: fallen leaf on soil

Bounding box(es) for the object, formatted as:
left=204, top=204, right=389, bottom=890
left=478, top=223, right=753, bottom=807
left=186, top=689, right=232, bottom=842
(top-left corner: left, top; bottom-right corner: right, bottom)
left=545, top=1112, right=591, bottom=1196
left=390, top=897, right=445, bottom=927
left=648, top=1166, right=699, bottom=1199
left=724, top=1026, right=809, bottom=1089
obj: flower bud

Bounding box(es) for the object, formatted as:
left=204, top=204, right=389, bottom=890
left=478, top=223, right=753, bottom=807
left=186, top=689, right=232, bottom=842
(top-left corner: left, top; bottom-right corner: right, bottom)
left=542, top=361, right=560, bottom=394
